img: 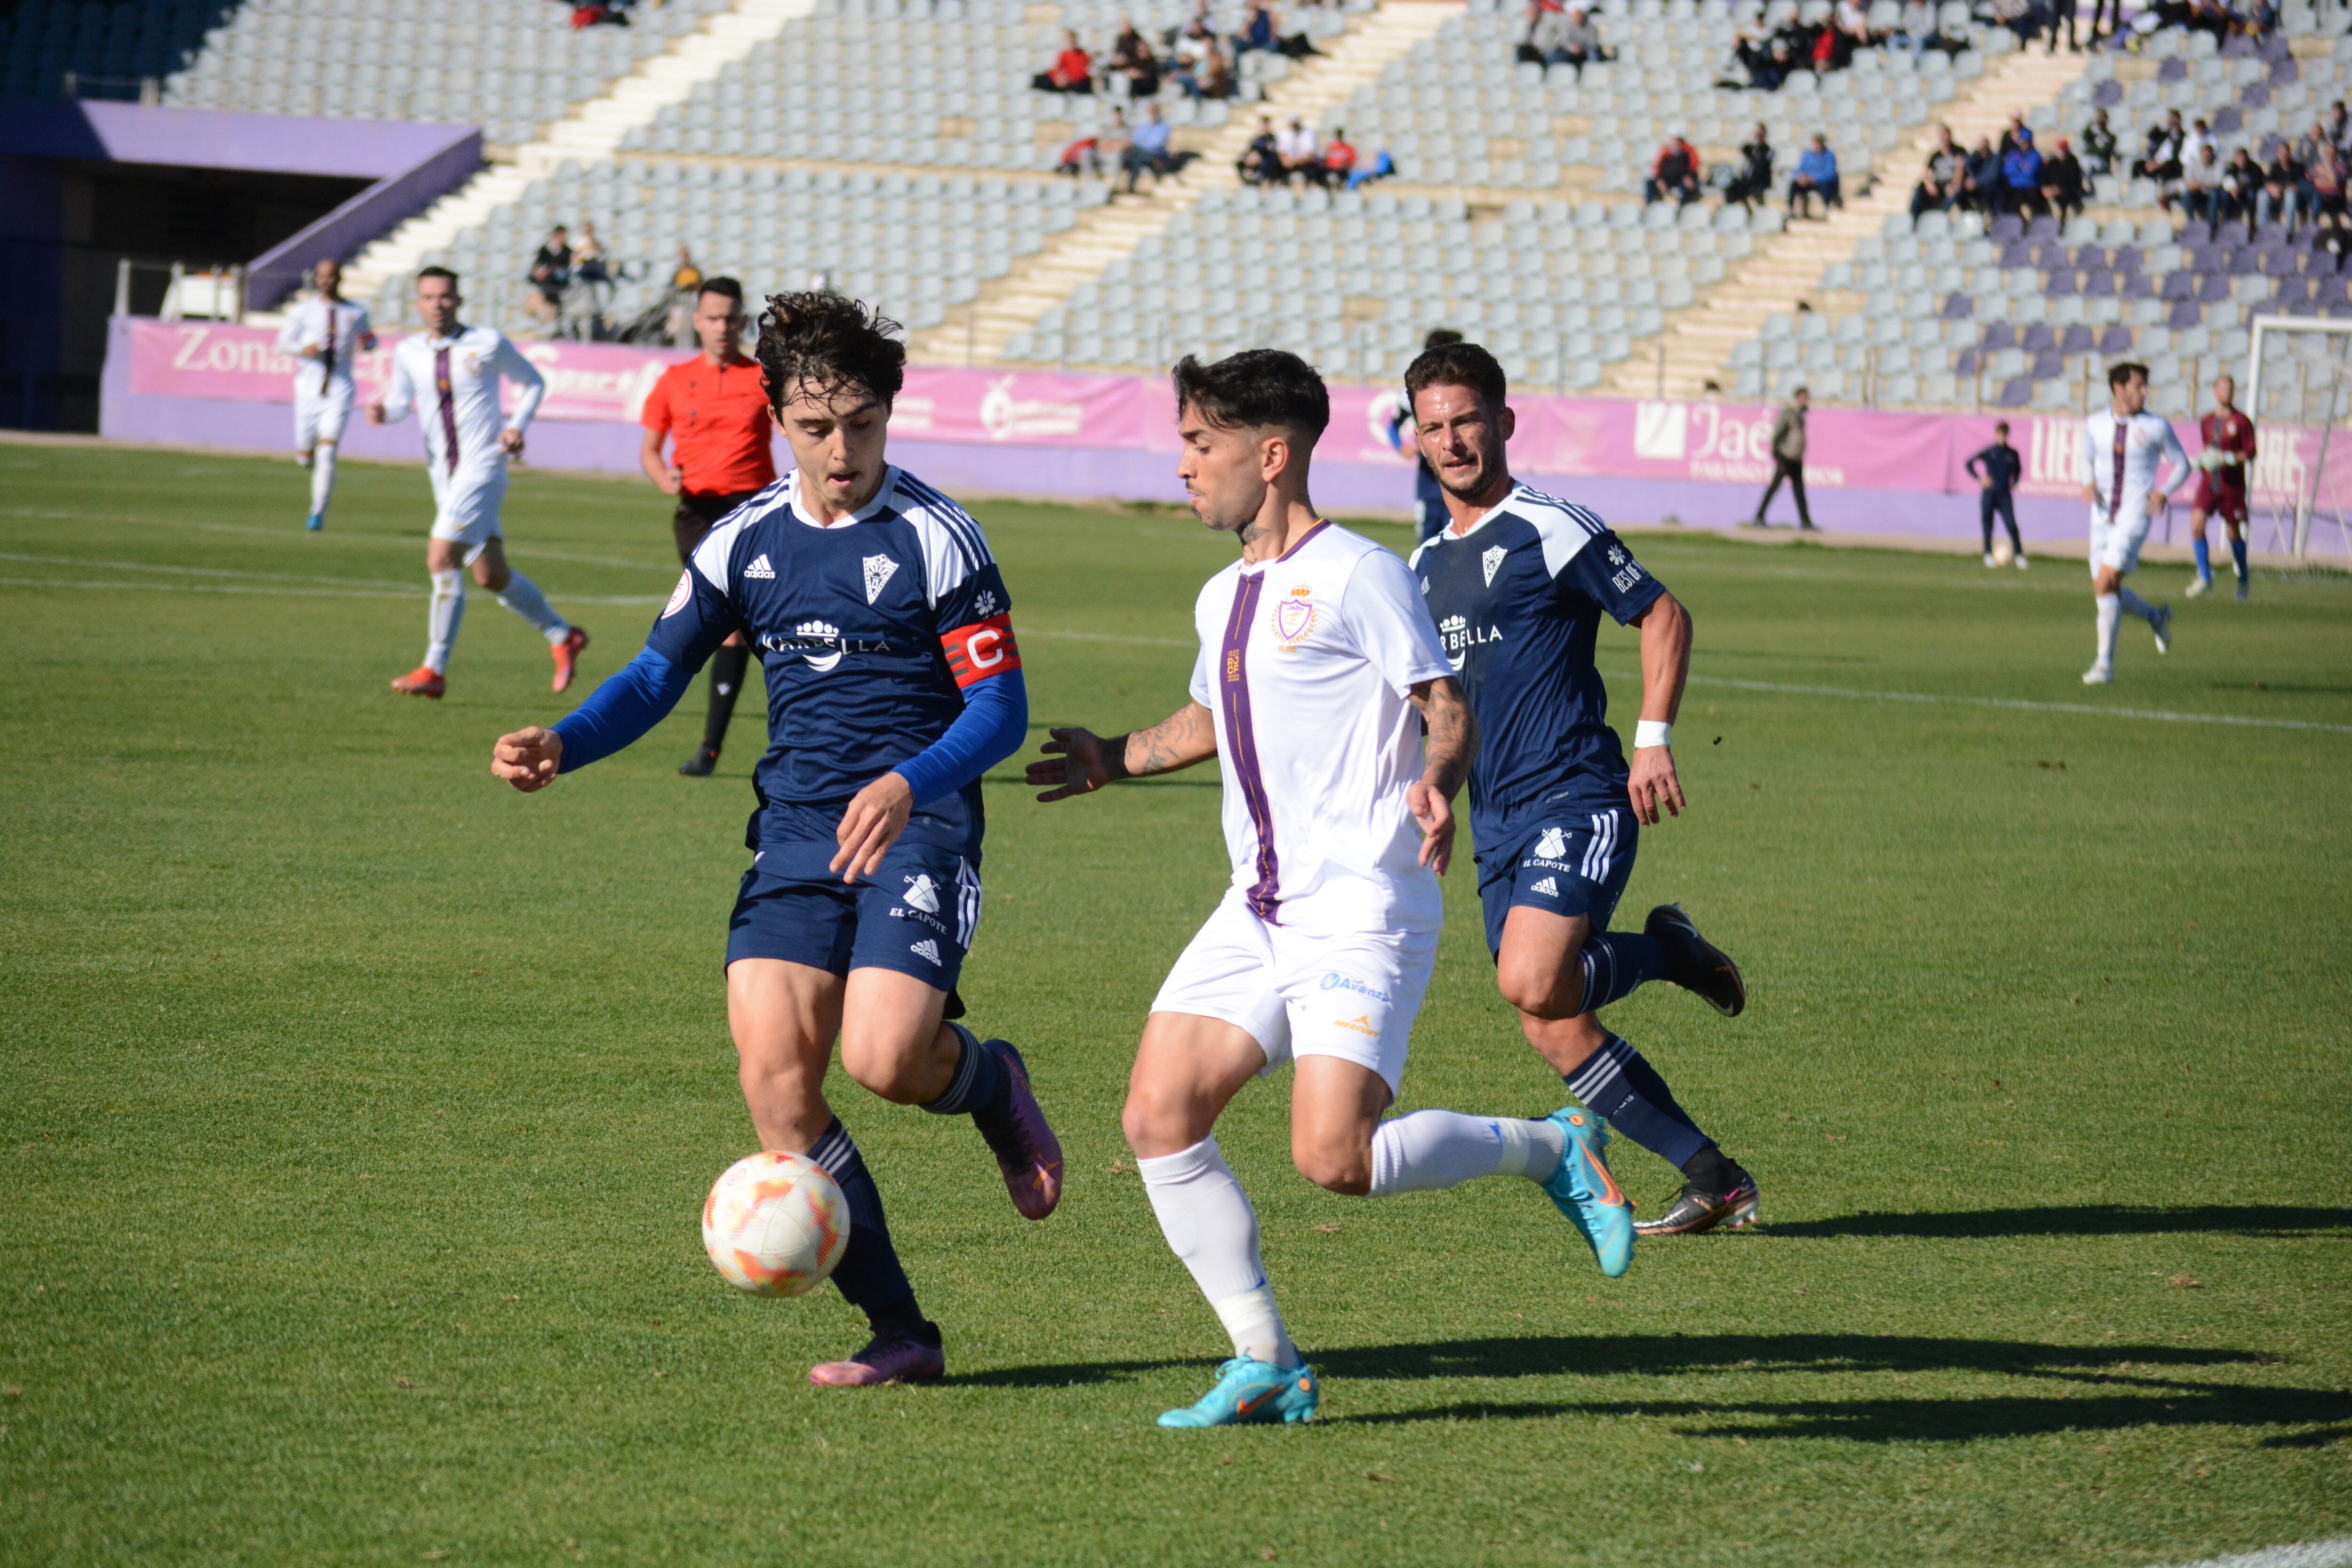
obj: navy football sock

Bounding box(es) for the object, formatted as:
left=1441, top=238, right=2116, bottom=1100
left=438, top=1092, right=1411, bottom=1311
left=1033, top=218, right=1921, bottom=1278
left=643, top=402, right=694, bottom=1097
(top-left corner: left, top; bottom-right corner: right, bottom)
left=919, top=1023, right=1005, bottom=1119
left=703, top=643, right=751, bottom=750
left=807, top=1118, right=921, bottom=1329
left=1565, top=1033, right=1713, bottom=1169
left=2230, top=535, right=2249, bottom=580
left=1578, top=931, right=1666, bottom=1015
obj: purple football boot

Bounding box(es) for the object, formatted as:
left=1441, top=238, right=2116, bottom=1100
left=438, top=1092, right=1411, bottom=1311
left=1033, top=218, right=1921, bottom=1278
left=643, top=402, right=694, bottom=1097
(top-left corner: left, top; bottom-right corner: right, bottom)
left=974, top=1039, right=1063, bottom=1220
left=808, top=1330, right=946, bottom=1387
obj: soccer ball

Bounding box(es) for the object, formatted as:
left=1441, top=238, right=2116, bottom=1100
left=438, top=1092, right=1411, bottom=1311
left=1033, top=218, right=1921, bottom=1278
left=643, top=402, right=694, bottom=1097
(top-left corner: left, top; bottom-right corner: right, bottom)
left=1991, top=539, right=2015, bottom=567
left=701, top=1151, right=849, bottom=1297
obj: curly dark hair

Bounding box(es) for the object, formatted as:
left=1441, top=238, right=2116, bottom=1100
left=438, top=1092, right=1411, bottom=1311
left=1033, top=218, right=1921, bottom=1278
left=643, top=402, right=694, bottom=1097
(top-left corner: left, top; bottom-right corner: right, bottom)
left=1404, top=340, right=1506, bottom=418
left=1171, top=349, right=1329, bottom=442
left=755, top=291, right=906, bottom=413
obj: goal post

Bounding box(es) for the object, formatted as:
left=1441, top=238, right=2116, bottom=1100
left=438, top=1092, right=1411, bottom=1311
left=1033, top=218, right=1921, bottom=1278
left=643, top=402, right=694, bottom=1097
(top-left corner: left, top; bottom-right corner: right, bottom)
left=2244, top=314, right=2352, bottom=562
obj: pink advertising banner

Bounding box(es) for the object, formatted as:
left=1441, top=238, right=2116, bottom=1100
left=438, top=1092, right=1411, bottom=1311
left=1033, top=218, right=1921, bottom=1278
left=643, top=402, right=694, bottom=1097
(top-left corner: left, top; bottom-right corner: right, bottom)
left=118, top=320, right=2352, bottom=507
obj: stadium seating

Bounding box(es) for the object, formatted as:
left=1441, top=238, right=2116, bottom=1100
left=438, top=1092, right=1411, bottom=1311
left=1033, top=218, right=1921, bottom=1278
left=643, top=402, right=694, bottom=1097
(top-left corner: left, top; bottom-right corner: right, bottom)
left=1722, top=26, right=2352, bottom=415
left=0, top=0, right=233, bottom=103
left=162, top=0, right=736, bottom=148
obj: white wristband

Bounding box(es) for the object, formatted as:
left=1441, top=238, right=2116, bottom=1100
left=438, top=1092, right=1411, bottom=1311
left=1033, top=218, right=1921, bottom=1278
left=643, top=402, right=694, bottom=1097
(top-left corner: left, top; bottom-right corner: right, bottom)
left=1634, top=719, right=1672, bottom=750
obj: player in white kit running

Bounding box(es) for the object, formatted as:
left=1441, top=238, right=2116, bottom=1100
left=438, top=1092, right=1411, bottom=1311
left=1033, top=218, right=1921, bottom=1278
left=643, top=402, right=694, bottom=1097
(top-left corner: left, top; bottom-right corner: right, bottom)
left=274, top=257, right=374, bottom=533
left=1027, top=352, right=1636, bottom=1429
left=365, top=266, right=587, bottom=700
left=2080, top=361, right=2191, bottom=685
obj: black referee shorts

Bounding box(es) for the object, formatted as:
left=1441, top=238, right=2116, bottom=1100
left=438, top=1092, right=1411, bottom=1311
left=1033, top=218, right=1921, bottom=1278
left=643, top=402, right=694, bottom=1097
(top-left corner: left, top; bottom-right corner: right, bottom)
left=672, top=490, right=763, bottom=565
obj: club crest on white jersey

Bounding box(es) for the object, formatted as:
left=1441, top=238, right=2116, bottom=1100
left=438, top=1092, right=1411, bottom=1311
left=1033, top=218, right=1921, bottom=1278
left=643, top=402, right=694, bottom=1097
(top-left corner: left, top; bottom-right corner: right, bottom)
left=662, top=570, right=694, bottom=618
left=863, top=553, right=898, bottom=603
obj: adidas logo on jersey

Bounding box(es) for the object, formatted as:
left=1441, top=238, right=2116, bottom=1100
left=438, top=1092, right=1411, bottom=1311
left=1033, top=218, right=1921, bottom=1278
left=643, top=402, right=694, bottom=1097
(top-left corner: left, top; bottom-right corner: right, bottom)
left=902, top=874, right=940, bottom=914
left=744, top=553, right=776, bottom=580
left=1534, top=827, right=1568, bottom=859
left=910, top=938, right=941, bottom=965
left=1482, top=545, right=1508, bottom=586
left=863, top=553, right=898, bottom=604
left=1531, top=876, right=1560, bottom=898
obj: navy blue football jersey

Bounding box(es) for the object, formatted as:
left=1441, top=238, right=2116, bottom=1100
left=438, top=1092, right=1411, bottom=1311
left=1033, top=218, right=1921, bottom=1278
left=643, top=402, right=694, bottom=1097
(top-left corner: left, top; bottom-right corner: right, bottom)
left=650, top=466, right=1020, bottom=853
left=1408, top=483, right=1665, bottom=842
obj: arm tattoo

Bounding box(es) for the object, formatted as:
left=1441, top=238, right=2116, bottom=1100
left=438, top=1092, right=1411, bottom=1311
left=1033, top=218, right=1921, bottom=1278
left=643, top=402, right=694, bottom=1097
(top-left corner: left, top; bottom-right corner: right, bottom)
left=1120, top=702, right=1216, bottom=779
left=1412, top=678, right=1479, bottom=798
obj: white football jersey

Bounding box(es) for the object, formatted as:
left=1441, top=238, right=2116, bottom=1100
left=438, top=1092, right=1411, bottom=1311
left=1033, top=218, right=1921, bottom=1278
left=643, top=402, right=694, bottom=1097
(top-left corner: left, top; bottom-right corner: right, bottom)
left=377, top=325, right=545, bottom=478
left=2081, top=408, right=2191, bottom=518
left=1186, top=521, right=1456, bottom=936
left=275, top=296, right=373, bottom=396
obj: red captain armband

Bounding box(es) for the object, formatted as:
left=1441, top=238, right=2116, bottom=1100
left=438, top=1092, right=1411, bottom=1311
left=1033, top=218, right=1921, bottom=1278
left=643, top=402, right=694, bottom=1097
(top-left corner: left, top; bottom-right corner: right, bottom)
left=941, top=613, right=1022, bottom=688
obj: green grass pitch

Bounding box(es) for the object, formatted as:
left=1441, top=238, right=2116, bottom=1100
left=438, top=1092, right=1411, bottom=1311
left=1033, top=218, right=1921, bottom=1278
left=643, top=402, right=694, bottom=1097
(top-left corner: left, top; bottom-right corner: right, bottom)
left=2, top=439, right=2348, bottom=1568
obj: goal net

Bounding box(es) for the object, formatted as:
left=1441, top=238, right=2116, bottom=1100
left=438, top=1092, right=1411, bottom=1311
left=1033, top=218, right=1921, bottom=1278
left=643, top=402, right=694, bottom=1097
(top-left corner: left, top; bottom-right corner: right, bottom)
left=2245, top=315, right=2352, bottom=563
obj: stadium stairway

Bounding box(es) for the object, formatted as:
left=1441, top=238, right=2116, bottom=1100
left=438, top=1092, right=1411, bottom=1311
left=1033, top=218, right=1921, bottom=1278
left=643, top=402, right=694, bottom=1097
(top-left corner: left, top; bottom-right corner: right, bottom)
left=904, top=0, right=1459, bottom=367
left=1599, top=41, right=2090, bottom=402
left=339, top=0, right=817, bottom=309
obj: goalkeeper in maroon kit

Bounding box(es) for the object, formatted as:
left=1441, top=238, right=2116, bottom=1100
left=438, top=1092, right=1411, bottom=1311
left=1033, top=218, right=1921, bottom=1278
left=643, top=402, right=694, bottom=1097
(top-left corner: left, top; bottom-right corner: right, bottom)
left=2187, top=373, right=2257, bottom=602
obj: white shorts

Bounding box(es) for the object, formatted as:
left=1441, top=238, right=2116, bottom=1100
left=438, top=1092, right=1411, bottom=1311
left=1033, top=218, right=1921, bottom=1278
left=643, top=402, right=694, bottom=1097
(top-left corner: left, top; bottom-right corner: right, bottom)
left=294, top=380, right=355, bottom=449
left=427, top=462, right=510, bottom=550
left=1150, top=890, right=1438, bottom=1095
left=2089, top=502, right=2152, bottom=576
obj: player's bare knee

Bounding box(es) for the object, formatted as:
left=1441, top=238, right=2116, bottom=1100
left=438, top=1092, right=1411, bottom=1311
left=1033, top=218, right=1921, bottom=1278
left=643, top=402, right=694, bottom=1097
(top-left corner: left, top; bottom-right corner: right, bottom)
left=1121, top=1082, right=1195, bottom=1157
left=1498, top=955, right=1581, bottom=1019
left=837, top=1030, right=930, bottom=1104
left=1291, top=1135, right=1372, bottom=1195
left=476, top=561, right=512, bottom=591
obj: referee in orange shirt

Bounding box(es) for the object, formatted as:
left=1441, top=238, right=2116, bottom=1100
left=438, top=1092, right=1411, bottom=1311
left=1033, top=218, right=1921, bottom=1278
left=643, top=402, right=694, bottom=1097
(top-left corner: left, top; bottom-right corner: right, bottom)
left=639, top=277, right=778, bottom=776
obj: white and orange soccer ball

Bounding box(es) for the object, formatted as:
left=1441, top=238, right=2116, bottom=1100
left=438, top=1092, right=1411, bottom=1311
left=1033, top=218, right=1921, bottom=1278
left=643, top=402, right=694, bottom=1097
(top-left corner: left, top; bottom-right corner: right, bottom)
left=700, top=1151, right=849, bottom=1297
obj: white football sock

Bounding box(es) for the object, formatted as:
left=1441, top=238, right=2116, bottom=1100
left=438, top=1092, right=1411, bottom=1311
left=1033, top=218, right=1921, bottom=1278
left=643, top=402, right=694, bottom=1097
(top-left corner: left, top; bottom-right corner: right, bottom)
left=426, top=569, right=465, bottom=674
left=1136, top=1137, right=1298, bottom=1368
left=309, top=445, right=337, bottom=516
left=1367, top=1110, right=1567, bottom=1197
left=2094, top=592, right=2121, bottom=669
left=494, top=572, right=569, bottom=642
left=2115, top=585, right=2159, bottom=624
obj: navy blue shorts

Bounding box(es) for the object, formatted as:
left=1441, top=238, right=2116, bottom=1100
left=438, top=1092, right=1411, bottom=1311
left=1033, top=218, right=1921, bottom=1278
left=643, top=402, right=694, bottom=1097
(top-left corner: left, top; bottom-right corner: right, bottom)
left=1474, top=803, right=1639, bottom=954
left=726, top=812, right=982, bottom=992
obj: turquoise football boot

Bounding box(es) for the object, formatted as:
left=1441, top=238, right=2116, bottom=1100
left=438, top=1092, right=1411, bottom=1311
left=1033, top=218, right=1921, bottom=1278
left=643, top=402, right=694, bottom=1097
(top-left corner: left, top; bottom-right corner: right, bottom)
left=1542, top=1106, right=1635, bottom=1278
left=1156, top=1358, right=1320, bottom=1428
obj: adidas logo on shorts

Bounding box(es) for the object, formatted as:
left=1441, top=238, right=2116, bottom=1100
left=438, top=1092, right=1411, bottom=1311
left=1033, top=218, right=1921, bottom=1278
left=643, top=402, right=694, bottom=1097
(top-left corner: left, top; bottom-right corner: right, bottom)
left=910, top=938, right=941, bottom=965
left=1531, top=876, right=1560, bottom=898
left=743, top=553, right=776, bottom=580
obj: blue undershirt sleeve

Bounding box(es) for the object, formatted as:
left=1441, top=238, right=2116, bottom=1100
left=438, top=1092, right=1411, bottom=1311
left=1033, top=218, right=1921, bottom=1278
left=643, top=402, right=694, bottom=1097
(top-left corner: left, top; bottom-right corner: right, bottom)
left=550, top=646, right=696, bottom=773
left=889, top=667, right=1029, bottom=807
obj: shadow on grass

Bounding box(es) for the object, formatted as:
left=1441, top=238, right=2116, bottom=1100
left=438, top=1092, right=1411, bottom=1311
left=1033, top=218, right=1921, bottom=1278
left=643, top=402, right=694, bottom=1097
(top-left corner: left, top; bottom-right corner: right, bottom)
left=1334, top=1385, right=2352, bottom=1442
left=946, top=1333, right=2262, bottom=1391
left=1761, top=1205, right=2352, bottom=1240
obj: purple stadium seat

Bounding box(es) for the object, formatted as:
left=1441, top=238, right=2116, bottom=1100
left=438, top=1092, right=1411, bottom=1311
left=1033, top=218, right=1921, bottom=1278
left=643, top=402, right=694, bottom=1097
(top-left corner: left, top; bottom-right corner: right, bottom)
left=2186, top=242, right=2222, bottom=270
left=2169, top=299, right=2204, bottom=326
left=2084, top=270, right=2115, bottom=297
left=2157, top=56, right=2188, bottom=80
left=1982, top=321, right=2016, bottom=350
left=2001, top=240, right=2034, bottom=267
left=2225, top=247, right=2258, bottom=275
left=2217, top=221, right=2249, bottom=247
left=1990, top=214, right=2024, bottom=242
left=2199, top=272, right=2233, bottom=302
left=2021, top=322, right=2054, bottom=350
left=2262, top=248, right=2299, bottom=276
left=2032, top=350, right=2065, bottom=379
left=2161, top=271, right=2197, bottom=300
left=2058, top=324, right=2093, bottom=353
left=2094, top=79, right=2122, bottom=106
left=2098, top=325, right=2134, bottom=354
left=2046, top=268, right=2079, bottom=297
left=1942, top=292, right=1974, bottom=318
left=2215, top=107, right=2242, bottom=135
left=1997, top=377, right=2034, bottom=407
left=2222, top=32, right=2253, bottom=56
left=2269, top=56, right=2297, bottom=83
left=1954, top=347, right=1979, bottom=374
left=2255, top=223, right=2292, bottom=251
left=2259, top=33, right=2291, bottom=60
left=2125, top=272, right=2156, bottom=299
left=2314, top=276, right=2350, bottom=307
left=2026, top=215, right=2059, bottom=242
left=2242, top=81, right=2272, bottom=109
left=2031, top=240, right=2069, bottom=269
left=2275, top=276, right=2312, bottom=305
left=2074, top=244, right=2108, bottom=271
left=2113, top=245, right=2142, bottom=272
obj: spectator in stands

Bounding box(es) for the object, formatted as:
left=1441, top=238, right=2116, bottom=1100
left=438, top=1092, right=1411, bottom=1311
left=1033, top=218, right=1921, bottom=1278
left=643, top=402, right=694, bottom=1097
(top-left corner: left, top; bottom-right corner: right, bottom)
left=2082, top=107, right=2118, bottom=176
left=1997, top=112, right=2029, bottom=159
left=1891, top=0, right=1942, bottom=56
left=2043, top=136, right=2087, bottom=223
left=1832, top=0, right=1875, bottom=52
left=2177, top=141, right=2224, bottom=223
left=1233, top=1, right=1278, bottom=55
left=1172, top=36, right=1232, bottom=99
left=2325, top=99, right=2350, bottom=152
left=2002, top=128, right=2046, bottom=217
left=1645, top=130, right=1703, bottom=207
left=1725, top=123, right=1775, bottom=210
left=1750, top=386, right=1816, bottom=530
left=1788, top=135, right=1841, bottom=219
left=1911, top=124, right=1964, bottom=226
left=2183, top=115, right=2216, bottom=171
left=1111, top=18, right=1161, bottom=97
left=1033, top=30, right=1095, bottom=93
left=1322, top=127, right=1359, bottom=187
left=2048, top=0, right=2079, bottom=51
left=1276, top=117, right=1322, bottom=185
left=1346, top=145, right=1397, bottom=191
left=1526, top=3, right=1607, bottom=75
left=1167, top=0, right=1214, bottom=49
left=524, top=224, right=571, bottom=328
left=2137, top=109, right=2185, bottom=183
left=1962, top=135, right=2002, bottom=212
left=2309, top=141, right=2348, bottom=231
left=2223, top=146, right=2265, bottom=228
left=1720, top=27, right=1786, bottom=91
left=2259, top=140, right=2308, bottom=231
left=663, top=244, right=701, bottom=346
left=1055, top=130, right=1102, bottom=176
left=1990, top=0, right=2043, bottom=45
left=2086, top=0, right=2121, bottom=41
left=1237, top=116, right=1282, bottom=184
left=1058, top=109, right=1127, bottom=177
left=1123, top=101, right=1176, bottom=191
